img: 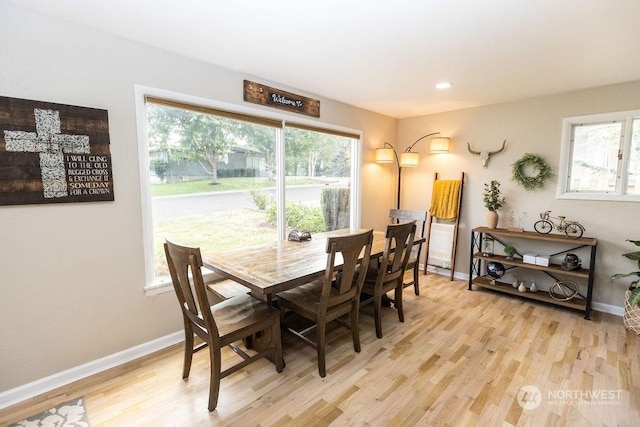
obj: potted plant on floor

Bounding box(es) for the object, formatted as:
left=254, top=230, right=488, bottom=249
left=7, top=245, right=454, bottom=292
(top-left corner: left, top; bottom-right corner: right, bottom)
left=611, top=239, right=640, bottom=335
left=483, top=180, right=505, bottom=229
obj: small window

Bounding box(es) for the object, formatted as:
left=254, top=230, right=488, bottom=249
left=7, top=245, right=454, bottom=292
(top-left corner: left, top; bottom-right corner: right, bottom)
left=558, top=110, right=640, bottom=201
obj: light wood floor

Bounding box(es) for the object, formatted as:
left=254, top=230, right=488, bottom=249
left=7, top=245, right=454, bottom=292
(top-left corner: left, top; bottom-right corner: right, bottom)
left=2, top=275, right=639, bottom=426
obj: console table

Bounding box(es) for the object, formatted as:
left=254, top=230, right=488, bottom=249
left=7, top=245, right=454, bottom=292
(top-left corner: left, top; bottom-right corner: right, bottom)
left=468, top=227, right=597, bottom=319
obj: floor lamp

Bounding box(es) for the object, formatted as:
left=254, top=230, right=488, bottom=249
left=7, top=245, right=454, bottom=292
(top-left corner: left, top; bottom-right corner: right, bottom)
left=376, top=132, right=450, bottom=209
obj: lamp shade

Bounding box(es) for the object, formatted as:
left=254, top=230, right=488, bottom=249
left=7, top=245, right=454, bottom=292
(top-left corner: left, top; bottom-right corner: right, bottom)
left=430, top=137, right=451, bottom=153
left=399, top=151, right=420, bottom=167
left=375, top=147, right=395, bottom=163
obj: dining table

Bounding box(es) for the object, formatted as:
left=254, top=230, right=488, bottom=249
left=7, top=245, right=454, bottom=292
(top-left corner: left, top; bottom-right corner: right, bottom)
left=202, top=227, right=425, bottom=304
left=202, top=227, right=424, bottom=356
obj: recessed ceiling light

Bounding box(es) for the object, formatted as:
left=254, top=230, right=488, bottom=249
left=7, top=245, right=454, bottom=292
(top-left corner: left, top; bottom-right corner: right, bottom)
left=435, top=82, right=452, bottom=89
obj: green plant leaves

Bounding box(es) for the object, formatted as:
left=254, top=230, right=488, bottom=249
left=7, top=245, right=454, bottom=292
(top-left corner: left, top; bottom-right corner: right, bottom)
left=483, top=180, right=505, bottom=211
left=612, top=240, right=640, bottom=307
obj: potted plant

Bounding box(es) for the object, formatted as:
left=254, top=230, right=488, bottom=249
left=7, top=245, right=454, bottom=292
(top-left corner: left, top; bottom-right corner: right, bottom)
left=483, top=180, right=505, bottom=229
left=611, top=239, right=640, bottom=335
left=504, top=245, right=517, bottom=260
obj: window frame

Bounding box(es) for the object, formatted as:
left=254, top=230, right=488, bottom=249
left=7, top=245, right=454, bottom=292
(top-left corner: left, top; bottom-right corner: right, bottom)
left=557, top=109, right=640, bottom=202
left=134, top=85, right=363, bottom=294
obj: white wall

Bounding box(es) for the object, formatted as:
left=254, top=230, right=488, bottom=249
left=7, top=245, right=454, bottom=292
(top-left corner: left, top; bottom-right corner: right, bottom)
left=397, top=80, right=640, bottom=308
left=0, top=4, right=396, bottom=393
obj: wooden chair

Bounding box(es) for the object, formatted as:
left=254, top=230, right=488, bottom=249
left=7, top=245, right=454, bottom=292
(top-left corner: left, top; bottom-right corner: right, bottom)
left=361, top=221, right=416, bottom=338
left=164, top=240, right=284, bottom=412
left=277, top=229, right=373, bottom=377
left=389, top=209, right=427, bottom=295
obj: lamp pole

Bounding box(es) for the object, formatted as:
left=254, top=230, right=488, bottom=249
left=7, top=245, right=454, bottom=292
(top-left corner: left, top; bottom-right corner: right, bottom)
left=397, top=163, right=403, bottom=211
left=404, top=132, right=441, bottom=154
left=380, top=142, right=402, bottom=209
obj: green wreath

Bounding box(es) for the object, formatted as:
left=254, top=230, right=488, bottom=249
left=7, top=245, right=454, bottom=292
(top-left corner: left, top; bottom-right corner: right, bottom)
left=511, top=153, right=552, bottom=190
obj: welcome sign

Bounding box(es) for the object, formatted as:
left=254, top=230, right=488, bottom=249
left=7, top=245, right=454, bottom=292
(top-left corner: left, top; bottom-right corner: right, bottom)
left=0, top=96, right=114, bottom=206
left=243, top=80, right=320, bottom=117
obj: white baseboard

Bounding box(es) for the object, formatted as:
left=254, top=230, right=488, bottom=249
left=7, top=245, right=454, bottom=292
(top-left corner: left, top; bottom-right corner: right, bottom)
left=423, top=264, right=468, bottom=281
left=0, top=331, right=184, bottom=410
left=592, top=301, right=624, bottom=317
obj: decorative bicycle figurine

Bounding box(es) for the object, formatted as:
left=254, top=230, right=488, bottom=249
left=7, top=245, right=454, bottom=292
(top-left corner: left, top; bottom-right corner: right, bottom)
left=534, top=211, right=585, bottom=239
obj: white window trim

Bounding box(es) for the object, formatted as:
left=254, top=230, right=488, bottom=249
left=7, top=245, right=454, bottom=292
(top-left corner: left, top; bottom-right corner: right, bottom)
left=557, top=109, right=640, bottom=202
left=134, top=84, right=363, bottom=294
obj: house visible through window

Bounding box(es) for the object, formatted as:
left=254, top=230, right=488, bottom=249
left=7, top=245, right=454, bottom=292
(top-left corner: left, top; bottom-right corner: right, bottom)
left=138, top=92, right=361, bottom=290
left=558, top=110, right=640, bottom=201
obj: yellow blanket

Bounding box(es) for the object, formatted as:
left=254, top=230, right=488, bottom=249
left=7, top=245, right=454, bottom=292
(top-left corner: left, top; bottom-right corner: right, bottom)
left=429, top=180, right=461, bottom=220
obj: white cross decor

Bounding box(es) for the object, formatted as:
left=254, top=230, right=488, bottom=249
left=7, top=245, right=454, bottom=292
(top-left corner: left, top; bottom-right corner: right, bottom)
left=0, top=96, right=113, bottom=206
left=4, top=108, right=90, bottom=198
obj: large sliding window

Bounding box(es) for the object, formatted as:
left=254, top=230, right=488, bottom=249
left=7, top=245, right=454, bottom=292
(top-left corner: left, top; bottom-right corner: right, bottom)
left=137, top=89, right=361, bottom=290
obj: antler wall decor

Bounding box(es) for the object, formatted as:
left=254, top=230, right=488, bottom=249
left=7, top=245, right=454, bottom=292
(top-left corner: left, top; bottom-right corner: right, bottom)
left=467, top=139, right=506, bottom=168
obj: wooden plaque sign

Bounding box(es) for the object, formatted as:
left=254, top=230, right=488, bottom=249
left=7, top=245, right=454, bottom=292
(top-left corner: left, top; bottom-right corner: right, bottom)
left=243, top=80, right=320, bottom=117
left=0, top=96, right=114, bottom=206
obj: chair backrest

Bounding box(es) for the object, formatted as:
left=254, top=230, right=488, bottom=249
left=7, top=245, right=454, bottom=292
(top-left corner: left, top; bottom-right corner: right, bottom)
left=319, top=229, right=374, bottom=311
left=164, top=240, right=219, bottom=340
left=378, top=221, right=416, bottom=284
left=389, top=209, right=427, bottom=239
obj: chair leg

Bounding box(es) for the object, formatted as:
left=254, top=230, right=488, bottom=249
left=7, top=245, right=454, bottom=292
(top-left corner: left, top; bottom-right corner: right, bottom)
left=182, top=321, right=194, bottom=379
left=351, top=306, right=361, bottom=353
left=395, top=282, right=405, bottom=323
left=317, top=321, right=327, bottom=377
left=413, top=266, right=420, bottom=295
left=373, top=289, right=383, bottom=339
left=208, top=346, right=222, bottom=412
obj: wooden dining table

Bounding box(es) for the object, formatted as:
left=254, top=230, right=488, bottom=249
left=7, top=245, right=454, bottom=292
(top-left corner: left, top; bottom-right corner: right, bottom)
left=202, top=228, right=420, bottom=303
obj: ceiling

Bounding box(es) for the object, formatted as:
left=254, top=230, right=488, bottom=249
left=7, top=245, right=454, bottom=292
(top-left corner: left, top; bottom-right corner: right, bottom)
left=7, top=0, right=640, bottom=118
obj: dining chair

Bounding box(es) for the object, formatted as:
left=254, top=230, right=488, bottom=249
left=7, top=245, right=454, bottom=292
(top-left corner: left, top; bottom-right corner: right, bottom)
left=276, top=229, right=373, bottom=377
left=361, top=221, right=416, bottom=338
left=164, top=240, right=284, bottom=412
left=389, top=209, right=427, bottom=295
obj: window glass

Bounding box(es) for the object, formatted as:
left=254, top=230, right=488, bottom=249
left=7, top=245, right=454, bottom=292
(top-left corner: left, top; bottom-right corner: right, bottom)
left=283, top=127, right=353, bottom=234
left=628, top=119, right=640, bottom=195
left=569, top=122, right=621, bottom=192
left=147, top=102, right=278, bottom=278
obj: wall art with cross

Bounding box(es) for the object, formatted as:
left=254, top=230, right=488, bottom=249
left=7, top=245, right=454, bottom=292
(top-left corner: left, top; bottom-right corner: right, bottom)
left=0, top=96, right=113, bottom=206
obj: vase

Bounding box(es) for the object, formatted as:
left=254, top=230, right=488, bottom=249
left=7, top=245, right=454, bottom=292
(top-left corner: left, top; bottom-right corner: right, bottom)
left=487, top=211, right=499, bottom=229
